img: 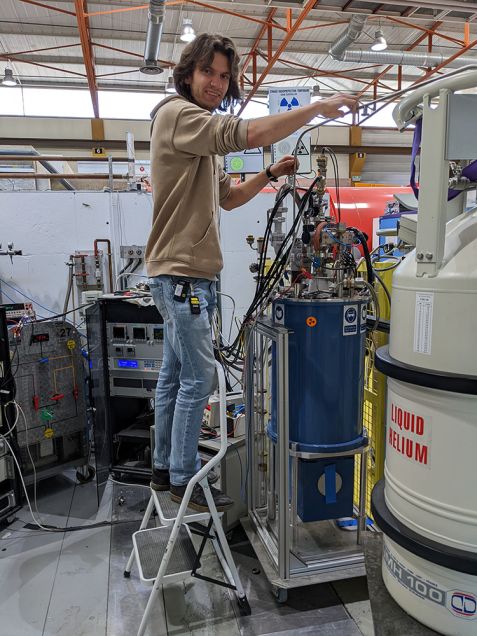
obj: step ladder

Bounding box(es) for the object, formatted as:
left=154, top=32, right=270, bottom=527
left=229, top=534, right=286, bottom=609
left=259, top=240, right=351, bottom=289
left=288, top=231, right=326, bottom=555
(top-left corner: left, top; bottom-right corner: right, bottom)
left=123, top=361, right=251, bottom=636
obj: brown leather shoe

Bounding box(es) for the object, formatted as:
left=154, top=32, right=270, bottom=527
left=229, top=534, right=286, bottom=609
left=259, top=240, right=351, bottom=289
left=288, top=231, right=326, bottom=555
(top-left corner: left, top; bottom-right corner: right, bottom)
left=151, top=468, right=219, bottom=491
left=150, top=468, right=170, bottom=491
left=170, top=483, right=233, bottom=512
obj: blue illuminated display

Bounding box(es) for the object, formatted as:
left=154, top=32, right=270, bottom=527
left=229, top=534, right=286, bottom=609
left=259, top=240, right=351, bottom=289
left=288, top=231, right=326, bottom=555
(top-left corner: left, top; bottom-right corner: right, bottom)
left=118, top=359, right=139, bottom=368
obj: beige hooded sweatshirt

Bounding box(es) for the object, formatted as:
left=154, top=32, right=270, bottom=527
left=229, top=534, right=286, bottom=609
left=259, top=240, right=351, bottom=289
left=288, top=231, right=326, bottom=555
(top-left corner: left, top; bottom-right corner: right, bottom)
left=145, top=95, right=249, bottom=280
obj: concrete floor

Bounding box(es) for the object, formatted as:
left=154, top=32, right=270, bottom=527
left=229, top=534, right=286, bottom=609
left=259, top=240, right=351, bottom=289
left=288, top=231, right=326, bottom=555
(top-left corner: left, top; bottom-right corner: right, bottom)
left=0, top=472, right=375, bottom=636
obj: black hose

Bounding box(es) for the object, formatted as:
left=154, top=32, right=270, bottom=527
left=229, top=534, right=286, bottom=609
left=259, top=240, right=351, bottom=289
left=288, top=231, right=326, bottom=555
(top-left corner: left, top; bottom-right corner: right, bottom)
left=373, top=270, right=392, bottom=308
left=222, top=179, right=315, bottom=363
left=349, top=227, right=374, bottom=285
left=63, top=260, right=74, bottom=314
left=118, top=258, right=133, bottom=290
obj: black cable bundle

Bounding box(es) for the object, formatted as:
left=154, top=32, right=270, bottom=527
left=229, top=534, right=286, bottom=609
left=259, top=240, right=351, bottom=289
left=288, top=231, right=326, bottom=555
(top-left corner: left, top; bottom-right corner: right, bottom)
left=320, top=147, right=341, bottom=222
left=340, top=249, right=356, bottom=273
left=220, top=152, right=358, bottom=369
left=349, top=227, right=374, bottom=285
left=221, top=177, right=327, bottom=367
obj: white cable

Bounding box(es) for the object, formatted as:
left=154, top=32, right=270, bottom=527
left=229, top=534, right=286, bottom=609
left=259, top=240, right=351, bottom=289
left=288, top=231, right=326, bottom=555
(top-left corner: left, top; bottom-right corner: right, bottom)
left=213, top=310, right=234, bottom=349
left=212, top=312, right=244, bottom=387
left=2, top=401, right=19, bottom=436
left=15, top=402, right=44, bottom=524
left=361, top=279, right=380, bottom=334
left=114, top=272, right=148, bottom=291
left=216, top=290, right=236, bottom=342
left=0, top=436, right=139, bottom=532
left=108, top=475, right=150, bottom=490
left=0, top=433, right=56, bottom=532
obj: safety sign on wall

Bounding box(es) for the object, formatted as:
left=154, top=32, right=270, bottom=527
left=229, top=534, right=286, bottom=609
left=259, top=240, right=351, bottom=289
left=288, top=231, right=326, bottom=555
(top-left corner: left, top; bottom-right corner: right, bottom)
left=268, top=88, right=311, bottom=115
left=269, top=87, right=312, bottom=174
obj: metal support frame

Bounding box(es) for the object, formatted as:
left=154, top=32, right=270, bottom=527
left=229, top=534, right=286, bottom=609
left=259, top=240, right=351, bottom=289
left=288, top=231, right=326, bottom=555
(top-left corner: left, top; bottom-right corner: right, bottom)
left=245, top=318, right=368, bottom=589
left=74, top=0, right=99, bottom=118
left=238, top=0, right=316, bottom=114
left=16, top=0, right=75, bottom=16
left=414, top=92, right=450, bottom=277
left=392, top=69, right=477, bottom=275
left=415, top=37, right=477, bottom=84
left=357, top=20, right=444, bottom=98
left=386, top=16, right=464, bottom=46
left=8, top=1, right=477, bottom=102
left=413, top=90, right=470, bottom=276
left=240, top=7, right=277, bottom=78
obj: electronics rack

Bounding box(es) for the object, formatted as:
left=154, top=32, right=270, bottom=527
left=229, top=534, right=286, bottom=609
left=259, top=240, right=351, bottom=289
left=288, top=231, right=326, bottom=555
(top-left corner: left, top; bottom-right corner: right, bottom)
left=0, top=306, right=21, bottom=524
left=8, top=320, right=89, bottom=484
left=85, top=296, right=163, bottom=492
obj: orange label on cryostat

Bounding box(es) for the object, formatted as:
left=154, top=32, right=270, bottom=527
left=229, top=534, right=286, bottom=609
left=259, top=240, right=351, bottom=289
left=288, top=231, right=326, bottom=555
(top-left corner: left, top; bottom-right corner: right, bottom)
left=306, top=316, right=317, bottom=328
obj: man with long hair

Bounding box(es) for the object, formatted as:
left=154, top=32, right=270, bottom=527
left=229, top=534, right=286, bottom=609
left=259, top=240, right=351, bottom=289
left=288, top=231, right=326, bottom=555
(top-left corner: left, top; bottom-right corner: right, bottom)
left=146, top=34, right=358, bottom=512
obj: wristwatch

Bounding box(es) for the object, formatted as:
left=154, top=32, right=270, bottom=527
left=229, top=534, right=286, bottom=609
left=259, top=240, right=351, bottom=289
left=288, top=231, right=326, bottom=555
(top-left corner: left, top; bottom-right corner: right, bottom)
left=265, top=164, right=278, bottom=182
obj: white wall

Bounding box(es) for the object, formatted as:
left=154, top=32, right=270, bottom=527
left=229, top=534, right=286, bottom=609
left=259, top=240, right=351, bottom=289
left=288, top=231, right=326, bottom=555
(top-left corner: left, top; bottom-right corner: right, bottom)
left=0, top=191, right=152, bottom=319
left=0, top=190, right=269, bottom=336
left=220, top=191, right=276, bottom=341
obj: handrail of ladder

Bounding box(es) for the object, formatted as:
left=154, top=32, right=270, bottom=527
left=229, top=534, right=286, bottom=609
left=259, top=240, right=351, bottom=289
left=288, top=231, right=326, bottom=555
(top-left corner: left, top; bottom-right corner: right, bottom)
left=171, top=360, right=229, bottom=516
left=136, top=360, right=240, bottom=636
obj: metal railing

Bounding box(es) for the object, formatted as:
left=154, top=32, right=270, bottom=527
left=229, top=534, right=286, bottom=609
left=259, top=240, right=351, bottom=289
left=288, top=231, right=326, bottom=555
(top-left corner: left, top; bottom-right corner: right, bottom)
left=0, top=154, right=139, bottom=191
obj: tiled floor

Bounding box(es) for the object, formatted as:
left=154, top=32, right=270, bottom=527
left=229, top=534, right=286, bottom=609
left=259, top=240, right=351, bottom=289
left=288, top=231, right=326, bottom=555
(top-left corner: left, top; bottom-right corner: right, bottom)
left=0, top=473, right=375, bottom=636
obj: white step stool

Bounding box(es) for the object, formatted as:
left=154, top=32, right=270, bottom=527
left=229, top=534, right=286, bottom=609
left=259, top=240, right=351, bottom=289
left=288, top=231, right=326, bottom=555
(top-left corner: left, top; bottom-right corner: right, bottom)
left=123, top=362, right=251, bottom=636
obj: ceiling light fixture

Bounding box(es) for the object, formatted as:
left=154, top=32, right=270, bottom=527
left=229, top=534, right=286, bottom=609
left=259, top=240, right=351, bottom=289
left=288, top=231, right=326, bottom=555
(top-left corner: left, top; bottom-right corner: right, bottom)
left=371, top=29, right=387, bottom=52
left=180, top=18, right=196, bottom=43
left=2, top=65, right=17, bottom=87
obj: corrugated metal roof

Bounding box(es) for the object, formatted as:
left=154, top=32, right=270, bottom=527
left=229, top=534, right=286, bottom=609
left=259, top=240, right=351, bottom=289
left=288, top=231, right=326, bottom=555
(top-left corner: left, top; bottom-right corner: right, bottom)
left=0, top=0, right=476, bottom=103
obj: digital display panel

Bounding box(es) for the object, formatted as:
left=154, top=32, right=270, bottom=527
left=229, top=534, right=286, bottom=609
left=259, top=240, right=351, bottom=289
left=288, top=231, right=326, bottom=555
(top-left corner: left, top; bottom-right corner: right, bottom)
left=133, top=327, right=146, bottom=340
left=112, top=326, right=126, bottom=340
left=153, top=328, right=164, bottom=341
left=224, top=149, right=264, bottom=174
left=118, top=359, right=138, bottom=368
left=31, top=333, right=49, bottom=343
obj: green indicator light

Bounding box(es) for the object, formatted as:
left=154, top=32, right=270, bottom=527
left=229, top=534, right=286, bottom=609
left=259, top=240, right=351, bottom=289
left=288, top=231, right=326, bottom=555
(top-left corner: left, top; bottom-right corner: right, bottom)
left=230, top=157, right=244, bottom=171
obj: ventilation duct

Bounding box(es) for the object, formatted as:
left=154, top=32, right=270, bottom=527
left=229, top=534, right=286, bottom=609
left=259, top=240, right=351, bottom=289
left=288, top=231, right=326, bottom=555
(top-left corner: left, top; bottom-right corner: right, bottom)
left=328, top=14, right=368, bottom=60
left=335, top=49, right=477, bottom=68
left=141, top=0, right=165, bottom=75
left=329, top=16, right=477, bottom=69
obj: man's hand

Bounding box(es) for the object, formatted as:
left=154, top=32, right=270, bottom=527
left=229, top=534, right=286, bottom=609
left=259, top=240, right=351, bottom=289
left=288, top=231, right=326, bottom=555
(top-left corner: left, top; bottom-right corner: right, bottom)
left=270, top=155, right=299, bottom=178
left=316, top=94, right=360, bottom=119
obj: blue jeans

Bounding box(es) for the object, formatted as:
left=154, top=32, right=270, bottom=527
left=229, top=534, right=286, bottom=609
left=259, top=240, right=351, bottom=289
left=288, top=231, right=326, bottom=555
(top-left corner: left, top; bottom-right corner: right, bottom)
left=149, top=275, right=217, bottom=486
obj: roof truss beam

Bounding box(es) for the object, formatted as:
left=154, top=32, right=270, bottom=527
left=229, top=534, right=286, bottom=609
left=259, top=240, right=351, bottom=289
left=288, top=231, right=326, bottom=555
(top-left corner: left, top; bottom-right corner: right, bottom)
left=238, top=0, right=317, bottom=114
left=16, top=0, right=75, bottom=16
left=356, top=20, right=444, bottom=99
left=74, top=0, right=99, bottom=117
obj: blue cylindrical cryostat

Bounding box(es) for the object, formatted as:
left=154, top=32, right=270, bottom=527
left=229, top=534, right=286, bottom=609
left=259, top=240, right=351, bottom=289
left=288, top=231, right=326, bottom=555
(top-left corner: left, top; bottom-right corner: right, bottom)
left=268, top=297, right=367, bottom=453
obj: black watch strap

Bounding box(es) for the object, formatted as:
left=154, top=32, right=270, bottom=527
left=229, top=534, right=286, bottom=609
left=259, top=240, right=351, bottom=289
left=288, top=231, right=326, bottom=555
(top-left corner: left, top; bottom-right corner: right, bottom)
left=265, top=164, right=278, bottom=182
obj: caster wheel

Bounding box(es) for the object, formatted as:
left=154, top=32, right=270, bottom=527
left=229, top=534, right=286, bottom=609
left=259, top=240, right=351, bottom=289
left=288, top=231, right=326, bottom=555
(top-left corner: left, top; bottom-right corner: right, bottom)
left=76, top=465, right=95, bottom=484
left=271, top=586, right=288, bottom=603
left=237, top=596, right=251, bottom=616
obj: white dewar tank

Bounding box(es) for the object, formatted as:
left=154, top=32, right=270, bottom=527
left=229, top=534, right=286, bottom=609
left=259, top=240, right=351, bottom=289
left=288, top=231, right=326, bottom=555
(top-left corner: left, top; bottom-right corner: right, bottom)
left=385, top=378, right=477, bottom=553
left=371, top=69, right=477, bottom=636
left=389, top=209, right=477, bottom=375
